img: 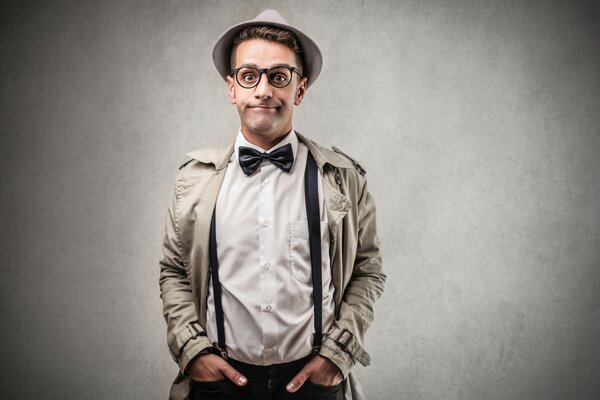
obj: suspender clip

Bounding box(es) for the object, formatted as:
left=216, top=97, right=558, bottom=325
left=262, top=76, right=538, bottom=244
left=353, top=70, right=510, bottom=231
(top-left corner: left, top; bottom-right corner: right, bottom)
left=211, top=342, right=228, bottom=361
left=311, top=345, right=321, bottom=356
left=219, top=347, right=228, bottom=361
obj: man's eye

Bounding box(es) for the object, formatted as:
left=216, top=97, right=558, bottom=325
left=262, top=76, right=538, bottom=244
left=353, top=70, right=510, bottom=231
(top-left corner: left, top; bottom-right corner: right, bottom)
left=271, top=74, right=288, bottom=83
left=242, top=74, right=258, bottom=82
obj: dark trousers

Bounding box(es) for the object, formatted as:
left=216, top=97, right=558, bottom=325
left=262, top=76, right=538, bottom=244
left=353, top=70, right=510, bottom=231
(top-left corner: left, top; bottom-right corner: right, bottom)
left=190, top=355, right=344, bottom=400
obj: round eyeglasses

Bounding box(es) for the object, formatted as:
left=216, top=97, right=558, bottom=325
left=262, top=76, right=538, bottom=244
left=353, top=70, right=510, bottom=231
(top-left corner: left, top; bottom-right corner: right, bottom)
left=231, top=65, right=303, bottom=89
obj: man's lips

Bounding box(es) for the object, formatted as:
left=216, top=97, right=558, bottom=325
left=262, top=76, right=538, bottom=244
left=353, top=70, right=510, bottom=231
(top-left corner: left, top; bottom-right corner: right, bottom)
left=248, top=105, right=279, bottom=110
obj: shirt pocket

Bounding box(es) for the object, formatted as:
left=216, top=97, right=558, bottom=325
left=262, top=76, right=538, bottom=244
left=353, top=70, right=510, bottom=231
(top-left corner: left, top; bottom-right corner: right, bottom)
left=288, top=220, right=329, bottom=283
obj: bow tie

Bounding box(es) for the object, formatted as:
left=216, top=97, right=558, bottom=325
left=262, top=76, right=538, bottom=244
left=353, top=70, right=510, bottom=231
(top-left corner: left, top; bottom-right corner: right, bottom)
left=238, top=143, right=294, bottom=176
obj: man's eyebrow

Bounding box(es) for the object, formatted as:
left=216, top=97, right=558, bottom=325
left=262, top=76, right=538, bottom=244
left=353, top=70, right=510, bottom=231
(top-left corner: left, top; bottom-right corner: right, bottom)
left=269, top=63, right=296, bottom=69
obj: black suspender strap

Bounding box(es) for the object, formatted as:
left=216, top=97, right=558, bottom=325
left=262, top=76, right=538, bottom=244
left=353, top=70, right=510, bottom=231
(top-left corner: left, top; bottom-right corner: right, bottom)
left=208, top=151, right=323, bottom=359
left=304, top=152, right=323, bottom=352
left=209, top=209, right=228, bottom=360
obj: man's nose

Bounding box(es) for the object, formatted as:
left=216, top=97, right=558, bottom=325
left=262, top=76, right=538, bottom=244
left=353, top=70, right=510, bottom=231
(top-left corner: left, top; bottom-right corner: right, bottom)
left=254, top=72, right=273, bottom=98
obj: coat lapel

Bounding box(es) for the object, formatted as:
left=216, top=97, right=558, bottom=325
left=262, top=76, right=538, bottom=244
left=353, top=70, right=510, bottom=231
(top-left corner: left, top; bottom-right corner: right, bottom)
left=185, top=144, right=234, bottom=325
left=297, top=133, right=353, bottom=306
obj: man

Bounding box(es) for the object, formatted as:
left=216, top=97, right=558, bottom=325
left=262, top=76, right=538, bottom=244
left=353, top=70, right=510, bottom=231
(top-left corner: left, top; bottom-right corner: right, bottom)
left=159, top=9, right=385, bottom=400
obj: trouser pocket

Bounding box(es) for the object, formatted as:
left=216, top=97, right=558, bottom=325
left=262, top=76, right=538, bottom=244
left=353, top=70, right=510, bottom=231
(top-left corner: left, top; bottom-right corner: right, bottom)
left=190, top=379, right=243, bottom=400
left=304, top=380, right=343, bottom=399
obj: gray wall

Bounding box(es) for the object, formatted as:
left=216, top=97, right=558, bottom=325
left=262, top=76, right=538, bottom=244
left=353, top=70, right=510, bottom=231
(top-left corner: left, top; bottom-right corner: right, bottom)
left=1, top=0, right=599, bottom=399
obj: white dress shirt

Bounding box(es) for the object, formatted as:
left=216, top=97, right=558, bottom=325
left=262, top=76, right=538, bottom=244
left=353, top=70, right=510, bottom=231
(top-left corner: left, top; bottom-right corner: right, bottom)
left=206, top=130, right=335, bottom=365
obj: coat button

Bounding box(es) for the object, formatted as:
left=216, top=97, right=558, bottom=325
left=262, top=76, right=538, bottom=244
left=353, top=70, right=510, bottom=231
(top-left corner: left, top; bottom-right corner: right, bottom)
left=335, top=173, right=342, bottom=185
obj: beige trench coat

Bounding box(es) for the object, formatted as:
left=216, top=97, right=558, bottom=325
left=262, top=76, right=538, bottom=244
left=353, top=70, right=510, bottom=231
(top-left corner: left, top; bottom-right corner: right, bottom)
left=159, top=133, right=385, bottom=400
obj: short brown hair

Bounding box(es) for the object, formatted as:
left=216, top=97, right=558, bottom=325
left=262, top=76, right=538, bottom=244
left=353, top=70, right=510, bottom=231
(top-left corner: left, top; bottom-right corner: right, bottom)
left=230, top=26, right=304, bottom=72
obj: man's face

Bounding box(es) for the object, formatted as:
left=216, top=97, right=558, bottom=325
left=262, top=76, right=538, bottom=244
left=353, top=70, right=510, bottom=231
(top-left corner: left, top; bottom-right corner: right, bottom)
left=227, top=39, right=307, bottom=148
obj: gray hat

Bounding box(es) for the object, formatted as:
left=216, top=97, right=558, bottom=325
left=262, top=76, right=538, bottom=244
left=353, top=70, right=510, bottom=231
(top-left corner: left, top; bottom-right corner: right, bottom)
left=212, top=9, right=323, bottom=88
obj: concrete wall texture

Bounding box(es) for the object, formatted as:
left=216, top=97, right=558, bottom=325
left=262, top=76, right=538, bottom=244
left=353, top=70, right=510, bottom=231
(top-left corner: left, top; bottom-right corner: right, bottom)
left=1, top=0, right=599, bottom=399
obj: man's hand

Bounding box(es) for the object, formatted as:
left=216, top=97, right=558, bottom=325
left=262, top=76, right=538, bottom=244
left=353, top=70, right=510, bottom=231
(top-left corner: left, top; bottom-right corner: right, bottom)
left=187, top=353, right=247, bottom=386
left=286, top=355, right=343, bottom=392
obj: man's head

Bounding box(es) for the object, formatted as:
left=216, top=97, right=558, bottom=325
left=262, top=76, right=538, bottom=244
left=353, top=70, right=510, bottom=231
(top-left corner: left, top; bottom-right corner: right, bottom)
left=212, top=10, right=322, bottom=148
left=226, top=33, right=307, bottom=148
left=213, top=9, right=321, bottom=87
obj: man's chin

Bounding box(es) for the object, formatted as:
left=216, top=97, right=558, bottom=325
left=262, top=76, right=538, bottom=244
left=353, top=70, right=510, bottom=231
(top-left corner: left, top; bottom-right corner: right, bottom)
left=243, top=125, right=292, bottom=143
left=246, top=123, right=282, bottom=137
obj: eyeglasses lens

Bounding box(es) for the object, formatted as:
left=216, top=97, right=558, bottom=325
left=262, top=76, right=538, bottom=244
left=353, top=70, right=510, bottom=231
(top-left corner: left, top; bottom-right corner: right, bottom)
left=236, top=67, right=292, bottom=88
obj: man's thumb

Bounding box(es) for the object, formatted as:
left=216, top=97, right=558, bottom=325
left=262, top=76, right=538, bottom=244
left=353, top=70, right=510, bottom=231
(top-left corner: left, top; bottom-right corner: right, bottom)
left=286, top=368, right=310, bottom=393
left=220, top=361, right=247, bottom=386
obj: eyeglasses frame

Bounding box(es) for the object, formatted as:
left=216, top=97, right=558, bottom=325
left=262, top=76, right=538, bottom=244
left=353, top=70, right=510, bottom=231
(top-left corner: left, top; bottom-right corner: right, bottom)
left=230, top=64, right=303, bottom=89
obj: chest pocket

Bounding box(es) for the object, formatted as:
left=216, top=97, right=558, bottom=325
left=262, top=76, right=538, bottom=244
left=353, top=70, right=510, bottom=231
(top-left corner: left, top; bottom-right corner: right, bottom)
left=288, top=220, right=329, bottom=283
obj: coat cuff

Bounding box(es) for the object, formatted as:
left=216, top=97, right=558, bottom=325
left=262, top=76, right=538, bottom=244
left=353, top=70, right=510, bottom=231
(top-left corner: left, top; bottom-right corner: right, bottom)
left=167, top=322, right=213, bottom=374
left=318, top=326, right=371, bottom=378
left=178, top=336, right=212, bottom=374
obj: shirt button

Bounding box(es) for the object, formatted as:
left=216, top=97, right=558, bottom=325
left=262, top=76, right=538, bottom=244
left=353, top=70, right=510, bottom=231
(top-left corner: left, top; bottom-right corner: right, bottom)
left=263, top=219, right=270, bottom=226
left=265, top=305, right=272, bottom=313
left=264, top=263, right=271, bottom=271
left=264, top=178, right=270, bottom=184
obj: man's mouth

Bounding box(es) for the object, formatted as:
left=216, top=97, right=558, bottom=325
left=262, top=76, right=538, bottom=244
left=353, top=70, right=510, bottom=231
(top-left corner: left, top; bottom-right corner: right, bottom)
left=249, top=105, right=278, bottom=110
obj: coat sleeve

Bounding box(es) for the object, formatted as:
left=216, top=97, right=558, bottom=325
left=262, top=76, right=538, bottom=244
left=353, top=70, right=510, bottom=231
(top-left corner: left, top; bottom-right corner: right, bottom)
left=319, top=173, right=386, bottom=377
left=159, top=176, right=212, bottom=374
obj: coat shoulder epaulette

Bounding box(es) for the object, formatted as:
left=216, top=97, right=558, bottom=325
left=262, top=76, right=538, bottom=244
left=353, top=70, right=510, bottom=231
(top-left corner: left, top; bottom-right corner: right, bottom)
left=332, top=146, right=366, bottom=175
left=178, top=158, right=194, bottom=170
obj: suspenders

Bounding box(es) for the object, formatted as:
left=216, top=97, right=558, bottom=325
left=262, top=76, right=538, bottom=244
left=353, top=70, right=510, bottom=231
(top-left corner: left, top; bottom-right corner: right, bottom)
left=208, top=207, right=228, bottom=360
left=209, top=152, right=323, bottom=360
left=304, top=152, right=323, bottom=353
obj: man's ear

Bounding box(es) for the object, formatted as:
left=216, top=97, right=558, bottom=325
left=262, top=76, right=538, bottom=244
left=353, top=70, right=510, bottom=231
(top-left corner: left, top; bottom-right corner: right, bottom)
left=226, top=75, right=236, bottom=104
left=294, top=77, right=308, bottom=106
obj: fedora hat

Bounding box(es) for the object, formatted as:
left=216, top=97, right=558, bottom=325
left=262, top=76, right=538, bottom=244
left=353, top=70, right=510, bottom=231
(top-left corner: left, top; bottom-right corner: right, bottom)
left=212, top=9, right=323, bottom=88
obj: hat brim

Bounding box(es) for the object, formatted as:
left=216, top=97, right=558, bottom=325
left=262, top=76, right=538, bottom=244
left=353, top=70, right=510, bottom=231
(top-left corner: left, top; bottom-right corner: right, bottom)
left=212, top=19, right=322, bottom=88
